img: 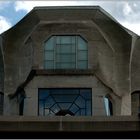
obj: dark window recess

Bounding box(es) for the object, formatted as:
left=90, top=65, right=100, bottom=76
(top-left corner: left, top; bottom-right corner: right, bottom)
left=0, top=92, right=4, bottom=115
left=18, top=89, right=26, bottom=115
left=131, top=91, right=140, bottom=116
left=108, top=99, right=113, bottom=116
left=38, top=88, right=92, bottom=116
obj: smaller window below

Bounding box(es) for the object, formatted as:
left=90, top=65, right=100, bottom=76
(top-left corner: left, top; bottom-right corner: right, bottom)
left=104, top=97, right=113, bottom=116
left=0, top=92, right=4, bottom=115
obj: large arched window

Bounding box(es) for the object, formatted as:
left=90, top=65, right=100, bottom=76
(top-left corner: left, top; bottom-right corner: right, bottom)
left=44, top=35, right=88, bottom=69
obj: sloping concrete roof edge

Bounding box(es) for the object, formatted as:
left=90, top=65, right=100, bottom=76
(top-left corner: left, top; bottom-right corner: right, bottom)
left=0, top=6, right=139, bottom=37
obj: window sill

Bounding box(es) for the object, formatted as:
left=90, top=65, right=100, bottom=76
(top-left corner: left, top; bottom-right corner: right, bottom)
left=35, top=69, right=95, bottom=76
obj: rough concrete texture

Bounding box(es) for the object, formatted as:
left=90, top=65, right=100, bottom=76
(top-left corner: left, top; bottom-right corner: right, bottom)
left=0, top=6, right=140, bottom=116
left=0, top=116, right=139, bottom=132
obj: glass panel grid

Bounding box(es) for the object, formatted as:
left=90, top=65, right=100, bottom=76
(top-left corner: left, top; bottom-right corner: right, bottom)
left=38, top=88, right=92, bottom=116
left=44, top=35, right=88, bottom=69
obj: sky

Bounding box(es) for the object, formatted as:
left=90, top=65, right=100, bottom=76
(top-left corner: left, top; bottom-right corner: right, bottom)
left=0, top=1, right=140, bottom=36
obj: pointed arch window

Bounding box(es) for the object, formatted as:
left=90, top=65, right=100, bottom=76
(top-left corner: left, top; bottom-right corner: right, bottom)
left=44, top=35, right=88, bottom=69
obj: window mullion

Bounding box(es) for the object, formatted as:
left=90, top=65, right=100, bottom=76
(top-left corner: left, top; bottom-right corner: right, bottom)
left=75, top=36, right=77, bottom=69
left=54, top=36, right=56, bottom=69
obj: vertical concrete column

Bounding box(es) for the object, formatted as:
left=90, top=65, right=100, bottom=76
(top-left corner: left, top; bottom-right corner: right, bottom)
left=121, top=94, right=131, bottom=115
left=24, top=88, right=38, bottom=116
left=4, top=95, right=19, bottom=115
left=92, top=94, right=106, bottom=116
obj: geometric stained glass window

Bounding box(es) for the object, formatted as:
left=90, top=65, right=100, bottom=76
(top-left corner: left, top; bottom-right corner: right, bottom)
left=44, top=35, right=88, bottom=69
left=38, top=88, right=92, bottom=116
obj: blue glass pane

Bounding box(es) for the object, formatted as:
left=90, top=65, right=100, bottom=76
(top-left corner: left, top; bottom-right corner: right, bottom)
left=52, top=94, right=78, bottom=102
left=70, top=103, right=80, bottom=113
left=39, top=88, right=92, bottom=116
left=56, top=36, right=61, bottom=44
left=78, top=51, right=88, bottom=60
left=86, top=101, right=92, bottom=115
left=45, top=37, right=54, bottom=50
left=44, top=108, right=50, bottom=115
left=45, top=51, right=54, bottom=60
left=81, top=109, right=86, bottom=115
left=71, top=36, right=76, bottom=44
left=39, top=90, right=49, bottom=99
left=50, top=104, right=61, bottom=113
left=75, top=96, right=85, bottom=108
left=58, top=103, right=71, bottom=110
left=39, top=100, right=44, bottom=116
left=78, top=36, right=87, bottom=50
left=44, top=61, right=54, bottom=69
left=51, top=89, right=79, bottom=94
left=80, top=89, right=92, bottom=99
left=59, top=45, right=76, bottom=53
left=61, top=36, right=72, bottom=44
left=45, top=96, right=55, bottom=108
left=56, top=54, right=75, bottom=62
left=75, top=110, right=80, bottom=115
left=77, top=61, right=87, bottom=69
left=56, top=63, right=75, bottom=69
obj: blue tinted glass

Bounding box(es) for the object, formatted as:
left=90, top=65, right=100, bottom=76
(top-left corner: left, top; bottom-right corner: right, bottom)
left=39, top=88, right=91, bottom=116
left=45, top=37, right=54, bottom=50
left=61, top=36, right=71, bottom=44
left=39, top=100, right=44, bottom=116
left=86, top=101, right=92, bottom=115
left=58, top=103, right=71, bottom=110
left=45, top=51, right=54, bottom=60
left=50, top=104, right=61, bottom=113
left=39, top=89, right=49, bottom=99
left=80, top=89, right=92, bottom=99
left=45, top=96, right=55, bottom=108
left=78, top=51, right=88, bottom=60
left=56, top=63, right=75, bottom=69
left=69, top=103, right=80, bottom=114
left=44, top=35, right=88, bottom=69
left=75, top=96, right=85, bottom=108
left=56, top=54, right=75, bottom=62
left=44, top=61, right=54, bottom=69
left=77, top=61, right=87, bottom=69
left=78, top=36, right=87, bottom=50
left=52, top=94, right=77, bottom=102
left=56, top=36, right=61, bottom=44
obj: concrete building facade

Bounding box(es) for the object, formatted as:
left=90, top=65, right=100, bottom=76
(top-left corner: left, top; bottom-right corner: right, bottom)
left=0, top=6, right=140, bottom=119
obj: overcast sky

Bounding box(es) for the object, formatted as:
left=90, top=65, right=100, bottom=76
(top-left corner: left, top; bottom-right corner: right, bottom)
left=0, top=1, right=140, bottom=35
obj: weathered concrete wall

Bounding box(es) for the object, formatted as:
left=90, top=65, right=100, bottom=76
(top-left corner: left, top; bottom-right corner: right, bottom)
left=0, top=36, right=4, bottom=93
left=1, top=6, right=138, bottom=115
left=131, top=37, right=140, bottom=92
left=0, top=116, right=139, bottom=132
left=24, top=75, right=120, bottom=116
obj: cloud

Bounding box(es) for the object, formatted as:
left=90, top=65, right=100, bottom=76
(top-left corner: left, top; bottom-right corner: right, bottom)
left=14, top=1, right=81, bottom=12
left=0, top=16, right=12, bottom=34
left=0, top=1, right=11, bottom=10
left=123, top=2, right=133, bottom=16
left=13, top=1, right=140, bottom=35
left=121, top=22, right=140, bottom=36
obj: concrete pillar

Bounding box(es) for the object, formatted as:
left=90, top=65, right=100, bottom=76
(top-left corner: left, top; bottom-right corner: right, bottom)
left=24, top=88, right=38, bottom=116
left=121, top=94, right=131, bottom=115
left=92, top=95, right=106, bottom=116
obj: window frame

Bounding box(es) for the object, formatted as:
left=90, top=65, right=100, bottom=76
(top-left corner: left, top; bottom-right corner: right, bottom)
left=38, top=88, right=92, bottom=116
left=44, top=35, right=88, bottom=70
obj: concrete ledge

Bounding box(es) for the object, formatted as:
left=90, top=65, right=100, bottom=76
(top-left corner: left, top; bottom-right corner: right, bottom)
left=0, top=116, right=139, bottom=132
left=36, top=69, right=95, bottom=76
